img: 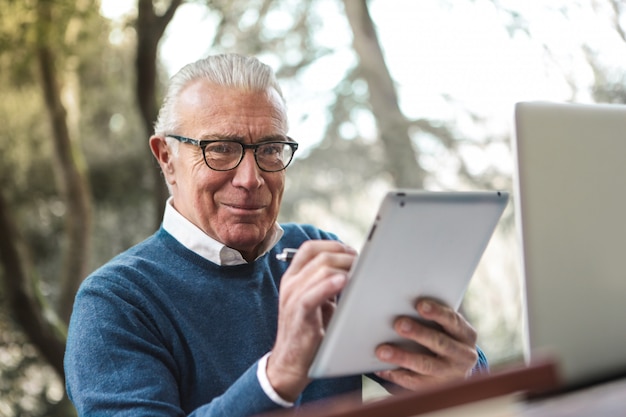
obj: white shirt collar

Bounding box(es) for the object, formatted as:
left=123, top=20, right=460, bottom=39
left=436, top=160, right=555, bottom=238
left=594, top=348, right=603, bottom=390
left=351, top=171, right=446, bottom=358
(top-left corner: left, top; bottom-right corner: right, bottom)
left=162, top=197, right=284, bottom=265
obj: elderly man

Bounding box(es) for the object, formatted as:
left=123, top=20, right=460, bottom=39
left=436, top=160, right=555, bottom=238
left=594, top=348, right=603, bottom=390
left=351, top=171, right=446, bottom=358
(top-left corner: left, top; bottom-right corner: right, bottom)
left=64, top=54, right=486, bottom=417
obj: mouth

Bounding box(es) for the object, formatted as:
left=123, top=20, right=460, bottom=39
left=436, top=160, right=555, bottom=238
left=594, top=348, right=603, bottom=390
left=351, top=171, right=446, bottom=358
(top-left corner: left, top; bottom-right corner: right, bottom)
left=223, top=202, right=266, bottom=213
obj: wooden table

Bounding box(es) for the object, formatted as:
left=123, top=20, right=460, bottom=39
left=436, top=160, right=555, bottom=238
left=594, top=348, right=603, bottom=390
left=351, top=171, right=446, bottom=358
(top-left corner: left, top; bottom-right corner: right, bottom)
left=256, top=360, right=565, bottom=417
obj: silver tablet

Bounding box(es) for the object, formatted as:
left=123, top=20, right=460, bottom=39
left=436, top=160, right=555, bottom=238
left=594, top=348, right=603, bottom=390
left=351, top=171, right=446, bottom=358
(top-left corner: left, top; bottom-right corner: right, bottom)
left=308, top=190, right=509, bottom=378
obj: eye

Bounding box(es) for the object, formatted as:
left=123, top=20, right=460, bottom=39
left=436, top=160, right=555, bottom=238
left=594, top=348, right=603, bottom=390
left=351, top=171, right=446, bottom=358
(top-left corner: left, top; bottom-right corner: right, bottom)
left=259, top=143, right=283, bottom=156
left=205, top=141, right=240, bottom=155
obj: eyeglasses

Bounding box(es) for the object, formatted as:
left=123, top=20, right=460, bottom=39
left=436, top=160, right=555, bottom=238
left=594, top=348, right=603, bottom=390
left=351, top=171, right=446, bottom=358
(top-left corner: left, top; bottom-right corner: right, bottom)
left=167, top=135, right=299, bottom=172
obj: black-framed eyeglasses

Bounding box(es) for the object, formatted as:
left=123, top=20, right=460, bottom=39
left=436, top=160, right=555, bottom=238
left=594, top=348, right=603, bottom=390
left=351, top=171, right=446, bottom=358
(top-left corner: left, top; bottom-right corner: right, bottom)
left=167, top=135, right=299, bottom=172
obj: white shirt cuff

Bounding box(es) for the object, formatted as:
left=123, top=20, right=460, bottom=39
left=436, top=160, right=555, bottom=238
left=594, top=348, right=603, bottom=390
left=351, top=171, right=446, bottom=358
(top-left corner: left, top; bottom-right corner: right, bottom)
left=257, top=352, right=295, bottom=408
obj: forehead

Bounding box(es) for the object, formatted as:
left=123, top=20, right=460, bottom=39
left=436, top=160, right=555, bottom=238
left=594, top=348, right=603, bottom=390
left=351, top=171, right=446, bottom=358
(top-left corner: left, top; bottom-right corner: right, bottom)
left=175, top=79, right=288, bottom=138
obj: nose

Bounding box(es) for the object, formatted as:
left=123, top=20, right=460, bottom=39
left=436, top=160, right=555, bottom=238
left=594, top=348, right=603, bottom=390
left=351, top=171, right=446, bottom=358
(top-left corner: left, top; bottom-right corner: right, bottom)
left=231, top=149, right=263, bottom=188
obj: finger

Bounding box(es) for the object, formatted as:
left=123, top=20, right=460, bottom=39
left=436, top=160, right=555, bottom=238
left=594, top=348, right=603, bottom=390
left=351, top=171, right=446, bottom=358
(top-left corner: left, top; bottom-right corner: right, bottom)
left=281, top=251, right=355, bottom=302
left=273, top=271, right=347, bottom=365
left=375, top=344, right=446, bottom=376
left=374, top=367, right=435, bottom=391
left=299, top=253, right=355, bottom=282
left=416, top=299, right=477, bottom=346
left=287, top=240, right=356, bottom=273
left=292, top=271, right=347, bottom=318
left=391, top=317, right=479, bottom=368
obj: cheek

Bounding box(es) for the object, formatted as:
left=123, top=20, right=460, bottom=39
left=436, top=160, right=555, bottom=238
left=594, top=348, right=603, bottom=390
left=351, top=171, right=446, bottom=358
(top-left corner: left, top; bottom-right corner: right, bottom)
left=185, top=157, right=217, bottom=185
left=191, top=172, right=224, bottom=200
left=175, top=165, right=221, bottom=210
left=268, top=176, right=285, bottom=210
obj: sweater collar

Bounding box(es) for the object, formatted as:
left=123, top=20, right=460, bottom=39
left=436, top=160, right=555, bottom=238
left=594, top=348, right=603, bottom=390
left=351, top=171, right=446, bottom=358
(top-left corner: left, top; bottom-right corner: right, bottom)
left=162, top=197, right=284, bottom=265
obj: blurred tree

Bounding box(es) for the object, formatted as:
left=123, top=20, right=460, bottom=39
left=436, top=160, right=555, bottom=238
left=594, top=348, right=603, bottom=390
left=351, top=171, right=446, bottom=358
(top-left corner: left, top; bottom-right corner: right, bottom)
left=135, top=0, right=182, bottom=227
left=35, top=0, right=93, bottom=327
left=277, top=0, right=515, bottom=234
left=0, top=0, right=91, bottom=378
left=585, top=0, right=626, bottom=104
left=343, top=0, right=424, bottom=188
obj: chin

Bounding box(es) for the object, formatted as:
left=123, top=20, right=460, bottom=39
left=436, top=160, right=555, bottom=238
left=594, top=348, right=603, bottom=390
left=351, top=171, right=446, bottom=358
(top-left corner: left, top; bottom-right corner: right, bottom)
left=222, top=225, right=267, bottom=250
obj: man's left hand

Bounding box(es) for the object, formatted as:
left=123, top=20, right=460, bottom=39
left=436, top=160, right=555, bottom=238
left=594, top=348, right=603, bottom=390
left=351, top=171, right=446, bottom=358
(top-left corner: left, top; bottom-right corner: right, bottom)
left=374, top=298, right=479, bottom=391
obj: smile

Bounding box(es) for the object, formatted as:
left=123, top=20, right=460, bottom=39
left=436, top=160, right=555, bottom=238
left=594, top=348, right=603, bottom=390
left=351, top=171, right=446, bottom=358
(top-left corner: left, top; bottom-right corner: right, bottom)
left=224, top=203, right=265, bottom=212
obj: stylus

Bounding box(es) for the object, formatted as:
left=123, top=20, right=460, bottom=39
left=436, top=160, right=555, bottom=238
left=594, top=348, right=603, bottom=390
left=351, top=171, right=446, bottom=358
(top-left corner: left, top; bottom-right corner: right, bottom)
left=276, top=248, right=298, bottom=262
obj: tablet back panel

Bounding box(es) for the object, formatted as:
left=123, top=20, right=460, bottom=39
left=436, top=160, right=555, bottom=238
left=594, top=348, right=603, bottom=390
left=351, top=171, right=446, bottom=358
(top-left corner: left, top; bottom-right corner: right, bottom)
left=514, top=102, right=626, bottom=388
left=308, top=190, right=508, bottom=378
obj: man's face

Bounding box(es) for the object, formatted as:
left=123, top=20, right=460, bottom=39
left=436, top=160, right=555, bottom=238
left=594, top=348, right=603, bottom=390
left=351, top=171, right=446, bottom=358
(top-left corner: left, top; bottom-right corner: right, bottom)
left=156, top=80, right=289, bottom=261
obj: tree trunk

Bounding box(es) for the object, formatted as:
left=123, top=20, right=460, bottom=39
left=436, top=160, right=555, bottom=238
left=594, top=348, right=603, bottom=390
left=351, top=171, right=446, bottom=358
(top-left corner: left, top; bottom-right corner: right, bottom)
left=343, top=0, right=426, bottom=188
left=135, top=0, right=183, bottom=228
left=36, top=1, right=93, bottom=325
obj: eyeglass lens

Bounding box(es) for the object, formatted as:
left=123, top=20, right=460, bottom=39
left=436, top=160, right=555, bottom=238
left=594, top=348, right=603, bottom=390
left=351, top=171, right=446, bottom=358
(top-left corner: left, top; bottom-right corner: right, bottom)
left=203, top=141, right=295, bottom=172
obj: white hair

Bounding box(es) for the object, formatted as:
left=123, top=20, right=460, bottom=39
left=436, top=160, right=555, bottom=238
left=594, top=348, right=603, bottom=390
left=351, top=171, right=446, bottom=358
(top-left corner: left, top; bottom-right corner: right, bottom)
left=154, top=53, right=287, bottom=139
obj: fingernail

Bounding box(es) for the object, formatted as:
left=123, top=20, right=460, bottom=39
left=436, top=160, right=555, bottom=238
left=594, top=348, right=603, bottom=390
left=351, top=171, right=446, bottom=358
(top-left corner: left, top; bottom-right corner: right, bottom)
left=420, top=301, right=432, bottom=313
left=399, top=319, right=412, bottom=333
left=377, top=346, right=392, bottom=360
left=332, top=274, right=346, bottom=286
left=344, top=245, right=357, bottom=254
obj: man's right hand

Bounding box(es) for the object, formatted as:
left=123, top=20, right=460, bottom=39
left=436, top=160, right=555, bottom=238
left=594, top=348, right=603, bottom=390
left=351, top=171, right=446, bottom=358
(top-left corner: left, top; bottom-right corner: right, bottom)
left=266, top=240, right=357, bottom=402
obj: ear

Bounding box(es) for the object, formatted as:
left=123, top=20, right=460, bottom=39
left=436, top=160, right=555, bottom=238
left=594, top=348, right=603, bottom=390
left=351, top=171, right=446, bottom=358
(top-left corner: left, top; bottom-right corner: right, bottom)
left=149, top=135, right=176, bottom=184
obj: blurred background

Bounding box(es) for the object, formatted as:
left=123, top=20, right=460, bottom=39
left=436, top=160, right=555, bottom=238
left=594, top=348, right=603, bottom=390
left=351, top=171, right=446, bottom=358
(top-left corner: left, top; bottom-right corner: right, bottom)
left=1, top=0, right=625, bottom=415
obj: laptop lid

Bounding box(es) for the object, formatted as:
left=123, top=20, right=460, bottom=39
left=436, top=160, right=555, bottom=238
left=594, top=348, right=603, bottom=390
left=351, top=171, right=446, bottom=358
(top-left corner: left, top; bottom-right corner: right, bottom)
left=513, top=101, right=626, bottom=388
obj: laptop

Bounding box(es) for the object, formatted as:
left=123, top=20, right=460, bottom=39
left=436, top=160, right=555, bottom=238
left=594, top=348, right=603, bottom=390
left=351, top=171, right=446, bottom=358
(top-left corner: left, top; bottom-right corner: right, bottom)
left=308, top=190, right=509, bottom=378
left=513, top=101, right=626, bottom=389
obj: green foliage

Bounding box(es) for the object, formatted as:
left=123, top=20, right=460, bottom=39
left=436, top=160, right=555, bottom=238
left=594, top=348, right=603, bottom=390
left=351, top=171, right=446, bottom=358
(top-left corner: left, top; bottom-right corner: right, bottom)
left=0, top=1, right=38, bottom=86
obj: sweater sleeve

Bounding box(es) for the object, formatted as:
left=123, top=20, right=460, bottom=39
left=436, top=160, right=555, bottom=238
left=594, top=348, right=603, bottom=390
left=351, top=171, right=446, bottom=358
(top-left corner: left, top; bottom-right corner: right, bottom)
left=472, top=345, right=489, bottom=374
left=64, top=276, right=285, bottom=417
left=188, top=361, right=283, bottom=417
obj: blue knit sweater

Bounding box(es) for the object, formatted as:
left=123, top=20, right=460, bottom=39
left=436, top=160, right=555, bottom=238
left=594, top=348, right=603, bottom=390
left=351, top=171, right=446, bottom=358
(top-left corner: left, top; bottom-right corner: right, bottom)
left=65, top=224, right=361, bottom=416
left=65, top=223, right=488, bottom=416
